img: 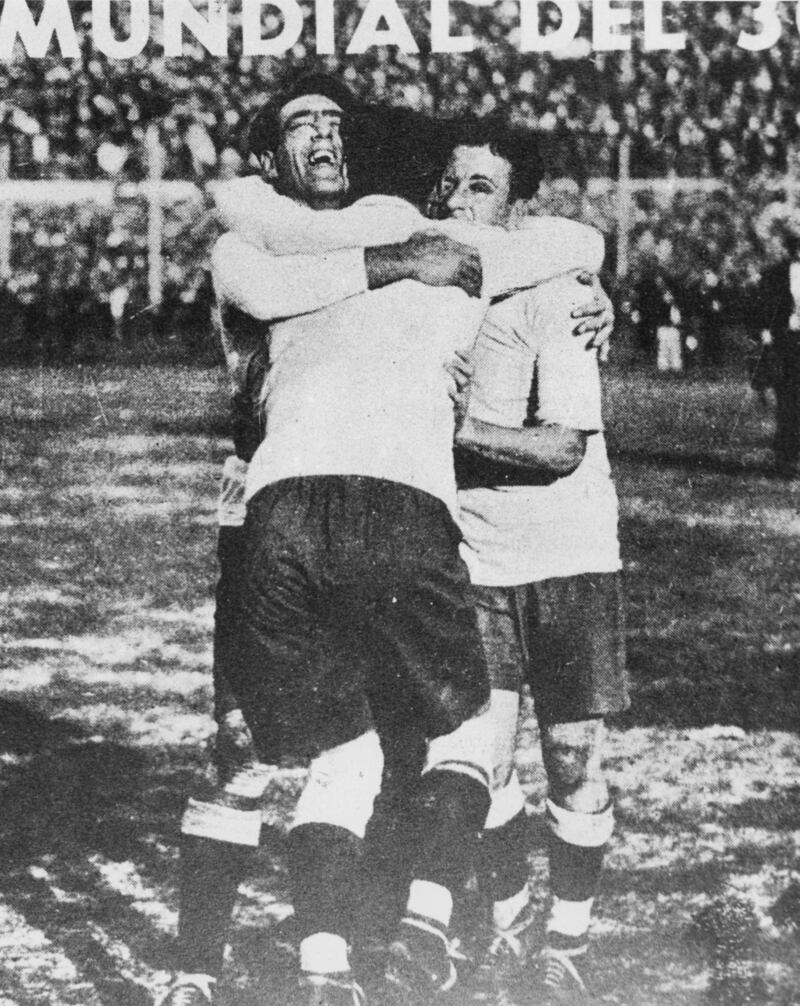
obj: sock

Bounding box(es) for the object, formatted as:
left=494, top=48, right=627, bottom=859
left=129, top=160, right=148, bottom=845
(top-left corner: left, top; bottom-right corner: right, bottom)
left=359, top=723, right=426, bottom=939
left=288, top=823, right=362, bottom=949
left=299, top=932, right=350, bottom=975
left=546, top=800, right=614, bottom=944
left=410, top=769, right=491, bottom=907
left=493, top=883, right=531, bottom=932
left=176, top=835, right=253, bottom=977
left=478, top=772, right=527, bottom=909
left=406, top=879, right=453, bottom=930
left=547, top=897, right=593, bottom=942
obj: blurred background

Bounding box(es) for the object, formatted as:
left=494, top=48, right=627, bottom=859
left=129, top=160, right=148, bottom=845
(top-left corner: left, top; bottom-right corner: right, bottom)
left=1, top=0, right=800, bottom=373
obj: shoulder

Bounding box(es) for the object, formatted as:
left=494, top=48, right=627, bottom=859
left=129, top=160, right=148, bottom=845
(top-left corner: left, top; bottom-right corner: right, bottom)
left=212, top=174, right=273, bottom=210
left=350, top=194, right=419, bottom=212
left=211, top=230, right=247, bottom=265
left=349, top=193, right=423, bottom=223
left=517, top=214, right=605, bottom=262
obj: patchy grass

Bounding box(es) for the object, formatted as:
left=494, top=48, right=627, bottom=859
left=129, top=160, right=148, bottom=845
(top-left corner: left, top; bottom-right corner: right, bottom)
left=0, top=365, right=798, bottom=1006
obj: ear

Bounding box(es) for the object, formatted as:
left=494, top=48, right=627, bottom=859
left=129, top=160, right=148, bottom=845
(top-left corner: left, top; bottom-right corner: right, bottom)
left=507, top=198, right=530, bottom=227
left=256, top=151, right=279, bottom=182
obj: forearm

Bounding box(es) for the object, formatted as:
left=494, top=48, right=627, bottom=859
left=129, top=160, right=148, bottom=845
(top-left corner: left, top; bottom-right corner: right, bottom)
left=364, top=244, right=413, bottom=289
left=214, top=177, right=418, bottom=253
left=440, top=218, right=605, bottom=298
left=455, top=416, right=586, bottom=478
left=211, top=233, right=367, bottom=321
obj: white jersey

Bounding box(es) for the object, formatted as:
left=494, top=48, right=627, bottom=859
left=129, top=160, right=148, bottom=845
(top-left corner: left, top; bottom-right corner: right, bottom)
left=458, top=274, right=621, bottom=586
left=210, top=180, right=606, bottom=514
left=249, top=275, right=483, bottom=514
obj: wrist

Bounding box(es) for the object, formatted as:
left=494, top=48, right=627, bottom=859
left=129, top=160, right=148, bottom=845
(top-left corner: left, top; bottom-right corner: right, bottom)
left=454, top=413, right=477, bottom=445
left=365, top=242, right=411, bottom=289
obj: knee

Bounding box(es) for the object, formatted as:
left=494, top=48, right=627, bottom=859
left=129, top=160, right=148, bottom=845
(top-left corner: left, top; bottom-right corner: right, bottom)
left=425, top=689, right=519, bottom=792
left=293, top=731, right=384, bottom=839
left=541, top=720, right=608, bottom=814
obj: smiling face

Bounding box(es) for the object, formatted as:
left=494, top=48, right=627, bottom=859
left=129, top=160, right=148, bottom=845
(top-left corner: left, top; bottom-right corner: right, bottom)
left=266, top=93, right=348, bottom=210
left=430, top=144, right=514, bottom=226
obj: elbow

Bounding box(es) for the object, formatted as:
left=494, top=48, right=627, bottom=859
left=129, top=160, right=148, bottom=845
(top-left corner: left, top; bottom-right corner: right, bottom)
left=213, top=185, right=238, bottom=231
left=584, top=227, right=606, bottom=273
left=211, top=233, right=235, bottom=274
left=214, top=178, right=254, bottom=231
left=550, top=432, right=588, bottom=477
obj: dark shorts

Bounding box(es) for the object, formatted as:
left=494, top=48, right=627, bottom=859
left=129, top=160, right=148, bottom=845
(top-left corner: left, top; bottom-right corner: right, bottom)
left=471, top=572, right=629, bottom=725
left=228, top=476, right=489, bottom=761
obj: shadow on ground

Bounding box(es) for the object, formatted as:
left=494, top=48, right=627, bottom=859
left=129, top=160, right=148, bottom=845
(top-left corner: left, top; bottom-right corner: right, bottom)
left=0, top=698, right=194, bottom=1005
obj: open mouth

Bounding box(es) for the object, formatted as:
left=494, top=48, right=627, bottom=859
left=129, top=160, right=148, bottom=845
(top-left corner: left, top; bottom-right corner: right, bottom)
left=308, top=149, right=337, bottom=168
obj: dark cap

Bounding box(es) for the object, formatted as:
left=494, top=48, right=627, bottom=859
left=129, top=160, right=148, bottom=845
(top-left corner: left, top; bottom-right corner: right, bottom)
left=246, top=71, right=360, bottom=160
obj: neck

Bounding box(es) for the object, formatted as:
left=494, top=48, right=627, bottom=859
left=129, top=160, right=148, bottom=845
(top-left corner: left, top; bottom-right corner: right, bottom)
left=303, top=193, right=344, bottom=211
left=272, top=178, right=344, bottom=212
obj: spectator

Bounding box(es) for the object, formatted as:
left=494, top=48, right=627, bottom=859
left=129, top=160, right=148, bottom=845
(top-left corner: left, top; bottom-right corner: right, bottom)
left=755, top=237, right=800, bottom=479
left=654, top=279, right=684, bottom=374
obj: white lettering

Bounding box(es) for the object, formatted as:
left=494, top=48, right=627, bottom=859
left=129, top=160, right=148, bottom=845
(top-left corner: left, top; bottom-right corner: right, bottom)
left=520, top=0, right=580, bottom=53
left=242, top=0, right=303, bottom=55
left=738, top=0, right=782, bottom=51
left=346, top=0, right=418, bottom=54
left=0, top=0, right=80, bottom=58
left=593, top=0, right=632, bottom=51
left=93, top=0, right=149, bottom=59
left=315, top=0, right=335, bottom=54
left=431, top=0, right=474, bottom=53
left=163, top=0, right=228, bottom=57
left=643, top=0, right=685, bottom=51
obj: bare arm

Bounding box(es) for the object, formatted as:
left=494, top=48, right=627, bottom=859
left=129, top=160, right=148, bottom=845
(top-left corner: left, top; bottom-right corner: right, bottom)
left=455, top=418, right=587, bottom=479
left=456, top=275, right=603, bottom=487
left=365, top=231, right=483, bottom=298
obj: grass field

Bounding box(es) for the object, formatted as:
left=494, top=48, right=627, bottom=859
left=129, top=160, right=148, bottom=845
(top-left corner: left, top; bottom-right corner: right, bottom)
left=0, top=365, right=798, bottom=1006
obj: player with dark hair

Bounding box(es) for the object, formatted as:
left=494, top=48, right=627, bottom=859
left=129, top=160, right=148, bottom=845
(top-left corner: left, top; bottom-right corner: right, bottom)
left=159, top=73, right=610, bottom=1006
left=429, top=114, right=545, bottom=208
left=425, top=122, right=628, bottom=1005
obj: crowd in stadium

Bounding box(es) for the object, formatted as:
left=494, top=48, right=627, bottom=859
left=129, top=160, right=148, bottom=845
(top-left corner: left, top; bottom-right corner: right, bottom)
left=3, top=4, right=800, bottom=182
left=1, top=2, right=800, bottom=363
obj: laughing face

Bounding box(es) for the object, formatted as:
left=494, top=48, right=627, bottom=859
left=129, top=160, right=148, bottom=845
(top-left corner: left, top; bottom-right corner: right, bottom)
left=268, top=93, right=348, bottom=210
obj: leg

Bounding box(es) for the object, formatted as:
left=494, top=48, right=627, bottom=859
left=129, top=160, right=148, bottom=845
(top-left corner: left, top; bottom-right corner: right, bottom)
left=165, top=480, right=379, bottom=1006
left=540, top=717, right=613, bottom=945
left=290, top=731, right=384, bottom=991
left=360, top=490, right=492, bottom=998
left=389, top=712, right=493, bottom=997
left=161, top=515, right=263, bottom=1006
left=358, top=713, right=427, bottom=943
left=527, top=573, right=628, bottom=1000
left=470, top=586, right=532, bottom=951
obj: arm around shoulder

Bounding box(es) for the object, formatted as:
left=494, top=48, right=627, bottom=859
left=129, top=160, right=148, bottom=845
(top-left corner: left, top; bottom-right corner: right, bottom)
left=211, top=232, right=368, bottom=321
left=458, top=217, right=605, bottom=298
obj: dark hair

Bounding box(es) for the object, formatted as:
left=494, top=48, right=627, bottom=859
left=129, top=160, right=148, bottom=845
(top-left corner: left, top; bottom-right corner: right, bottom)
left=246, top=71, right=359, bottom=161
left=452, top=114, right=544, bottom=201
